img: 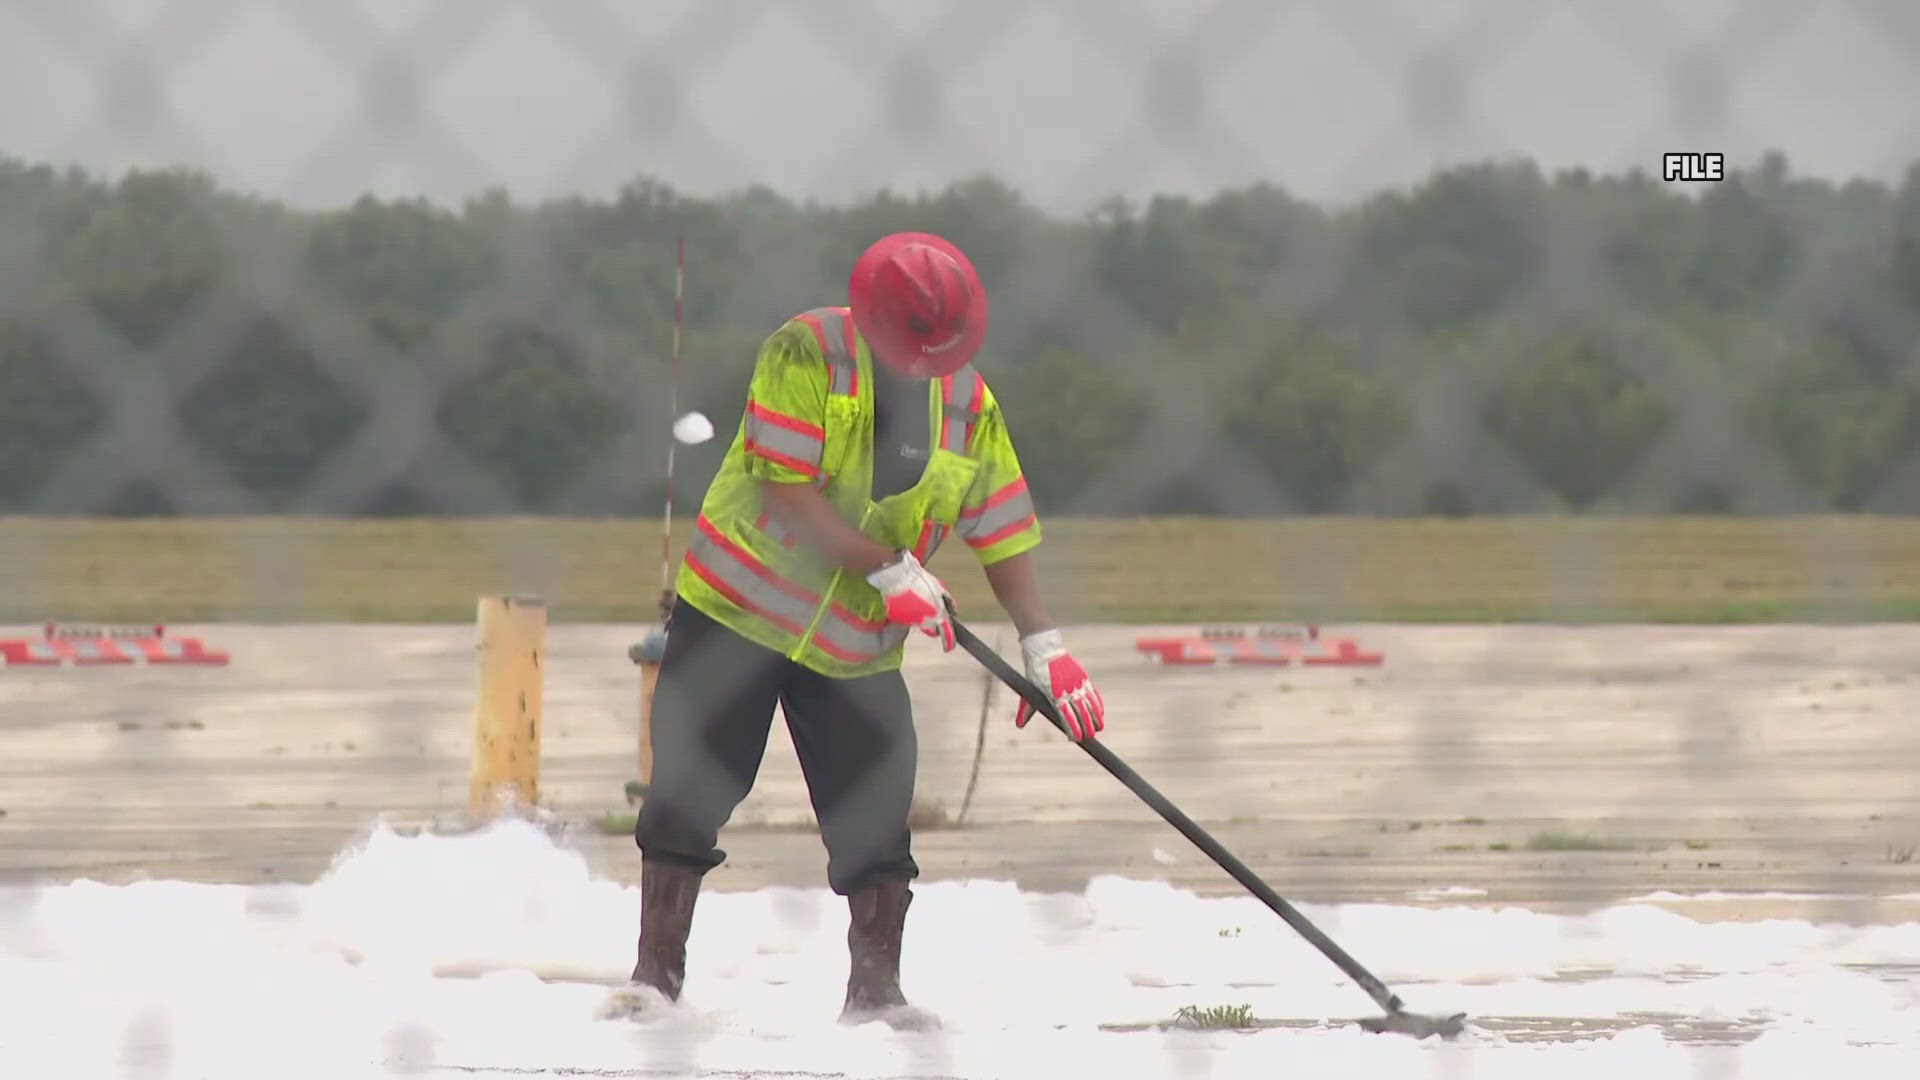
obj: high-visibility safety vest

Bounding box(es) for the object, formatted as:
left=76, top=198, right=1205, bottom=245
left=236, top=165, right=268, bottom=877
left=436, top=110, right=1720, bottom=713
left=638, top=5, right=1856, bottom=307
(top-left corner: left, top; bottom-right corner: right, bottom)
left=676, top=305, right=1042, bottom=678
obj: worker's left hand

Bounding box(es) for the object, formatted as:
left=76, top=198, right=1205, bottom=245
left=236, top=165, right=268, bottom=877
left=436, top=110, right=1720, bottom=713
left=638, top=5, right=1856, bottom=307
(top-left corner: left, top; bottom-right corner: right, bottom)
left=1014, top=629, right=1105, bottom=741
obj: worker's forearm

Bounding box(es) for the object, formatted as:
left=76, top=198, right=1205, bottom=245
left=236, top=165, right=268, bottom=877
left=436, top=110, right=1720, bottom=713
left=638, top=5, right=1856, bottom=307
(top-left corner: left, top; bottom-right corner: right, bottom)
left=983, top=550, right=1054, bottom=638
left=759, top=480, right=896, bottom=575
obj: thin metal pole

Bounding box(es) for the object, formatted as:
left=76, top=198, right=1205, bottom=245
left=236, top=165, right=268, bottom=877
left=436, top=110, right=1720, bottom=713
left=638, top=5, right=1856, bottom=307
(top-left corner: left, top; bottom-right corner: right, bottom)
left=661, top=235, right=684, bottom=595
left=955, top=631, right=1001, bottom=826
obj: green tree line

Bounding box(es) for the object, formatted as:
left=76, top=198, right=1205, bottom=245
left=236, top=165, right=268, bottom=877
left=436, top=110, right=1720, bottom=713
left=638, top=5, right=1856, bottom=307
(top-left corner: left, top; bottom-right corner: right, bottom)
left=2, top=150, right=1917, bottom=517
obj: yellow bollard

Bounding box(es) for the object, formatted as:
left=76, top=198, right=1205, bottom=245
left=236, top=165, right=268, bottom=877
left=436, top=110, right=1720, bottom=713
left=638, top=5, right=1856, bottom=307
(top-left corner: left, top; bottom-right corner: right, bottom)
left=469, top=595, right=546, bottom=821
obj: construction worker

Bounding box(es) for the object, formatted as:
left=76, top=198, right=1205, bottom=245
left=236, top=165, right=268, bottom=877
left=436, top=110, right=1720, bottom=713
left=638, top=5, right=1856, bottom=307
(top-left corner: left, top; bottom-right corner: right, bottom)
left=628, top=231, right=1107, bottom=1027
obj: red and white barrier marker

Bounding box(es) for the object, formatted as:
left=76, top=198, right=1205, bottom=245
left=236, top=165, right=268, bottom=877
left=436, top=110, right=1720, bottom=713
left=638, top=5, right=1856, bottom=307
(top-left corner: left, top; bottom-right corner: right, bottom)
left=1134, top=625, right=1384, bottom=667
left=2, top=624, right=230, bottom=667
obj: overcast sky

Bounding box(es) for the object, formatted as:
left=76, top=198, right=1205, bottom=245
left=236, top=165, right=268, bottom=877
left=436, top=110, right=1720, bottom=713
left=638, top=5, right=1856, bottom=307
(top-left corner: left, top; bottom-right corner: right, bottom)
left=3, top=0, right=1917, bottom=214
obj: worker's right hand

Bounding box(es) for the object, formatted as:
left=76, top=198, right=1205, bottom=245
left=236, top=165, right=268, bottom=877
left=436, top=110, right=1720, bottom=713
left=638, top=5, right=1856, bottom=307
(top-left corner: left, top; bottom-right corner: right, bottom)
left=865, top=551, right=955, bottom=651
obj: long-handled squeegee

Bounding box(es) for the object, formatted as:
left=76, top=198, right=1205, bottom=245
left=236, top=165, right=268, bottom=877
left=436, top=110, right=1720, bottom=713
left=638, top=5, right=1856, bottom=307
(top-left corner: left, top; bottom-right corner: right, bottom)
left=947, top=611, right=1468, bottom=1040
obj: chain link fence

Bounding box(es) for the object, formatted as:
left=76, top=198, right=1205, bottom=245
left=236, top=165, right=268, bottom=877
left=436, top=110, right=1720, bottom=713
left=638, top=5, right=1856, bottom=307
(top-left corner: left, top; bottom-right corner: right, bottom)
left=5, top=0, right=1920, bottom=1075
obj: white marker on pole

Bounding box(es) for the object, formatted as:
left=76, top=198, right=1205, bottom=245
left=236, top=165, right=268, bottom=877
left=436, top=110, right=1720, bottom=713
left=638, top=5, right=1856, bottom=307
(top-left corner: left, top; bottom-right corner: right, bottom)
left=672, top=411, right=713, bottom=445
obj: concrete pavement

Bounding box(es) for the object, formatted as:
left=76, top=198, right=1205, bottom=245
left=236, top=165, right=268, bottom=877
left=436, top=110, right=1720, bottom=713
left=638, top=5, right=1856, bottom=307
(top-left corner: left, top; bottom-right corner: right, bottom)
left=5, top=622, right=1918, bottom=922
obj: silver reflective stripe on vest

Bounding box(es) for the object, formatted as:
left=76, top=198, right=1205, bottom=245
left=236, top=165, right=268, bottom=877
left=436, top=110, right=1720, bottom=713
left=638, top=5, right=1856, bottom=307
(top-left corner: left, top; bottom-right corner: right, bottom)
left=959, top=477, right=1037, bottom=547
left=686, top=517, right=823, bottom=636
left=755, top=511, right=797, bottom=549
left=800, top=307, right=860, bottom=397
left=743, top=402, right=825, bottom=475
left=689, top=515, right=906, bottom=663
left=912, top=521, right=949, bottom=563
left=812, top=604, right=910, bottom=663
left=939, top=367, right=981, bottom=453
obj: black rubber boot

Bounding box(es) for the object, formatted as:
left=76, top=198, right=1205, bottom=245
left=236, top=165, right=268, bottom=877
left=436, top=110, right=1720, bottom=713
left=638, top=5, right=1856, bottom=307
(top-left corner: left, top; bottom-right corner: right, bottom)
left=629, top=859, right=703, bottom=1001
left=841, top=878, right=934, bottom=1027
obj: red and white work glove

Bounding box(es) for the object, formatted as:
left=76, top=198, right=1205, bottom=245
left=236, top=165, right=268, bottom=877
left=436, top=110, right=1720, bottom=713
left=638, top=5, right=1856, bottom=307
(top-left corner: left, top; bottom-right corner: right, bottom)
left=1014, top=629, right=1106, bottom=741
left=865, top=550, right=955, bottom=651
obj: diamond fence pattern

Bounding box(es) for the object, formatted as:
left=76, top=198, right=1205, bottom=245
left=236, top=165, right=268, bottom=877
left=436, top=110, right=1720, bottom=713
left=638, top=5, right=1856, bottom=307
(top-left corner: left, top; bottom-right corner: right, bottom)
left=5, top=0, right=1920, bottom=1075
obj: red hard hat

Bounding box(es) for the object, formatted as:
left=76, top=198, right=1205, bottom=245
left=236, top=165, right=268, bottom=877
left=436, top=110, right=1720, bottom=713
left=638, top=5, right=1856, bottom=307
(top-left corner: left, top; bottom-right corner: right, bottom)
left=848, top=231, right=987, bottom=379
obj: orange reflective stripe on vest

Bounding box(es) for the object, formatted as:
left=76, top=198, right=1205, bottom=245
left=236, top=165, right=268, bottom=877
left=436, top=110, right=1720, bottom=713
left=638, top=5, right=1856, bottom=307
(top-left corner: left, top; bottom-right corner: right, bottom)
left=910, top=520, right=950, bottom=563
left=685, top=514, right=908, bottom=664
left=685, top=514, right=818, bottom=634
left=959, top=476, right=1037, bottom=550
left=795, top=307, right=861, bottom=397
left=813, top=599, right=908, bottom=664
left=938, top=369, right=982, bottom=453
left=743, top=401, right=826, bottom=477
